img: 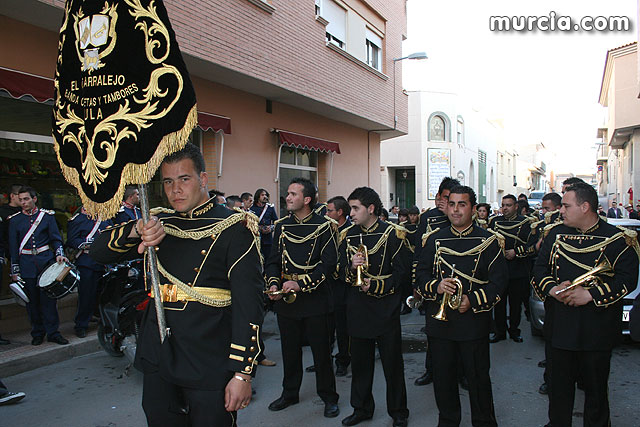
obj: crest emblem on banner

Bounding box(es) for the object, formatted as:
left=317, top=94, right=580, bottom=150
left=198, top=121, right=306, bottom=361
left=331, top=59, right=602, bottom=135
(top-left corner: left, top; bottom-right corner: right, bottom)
left=53, top=0, right=197, bottom=219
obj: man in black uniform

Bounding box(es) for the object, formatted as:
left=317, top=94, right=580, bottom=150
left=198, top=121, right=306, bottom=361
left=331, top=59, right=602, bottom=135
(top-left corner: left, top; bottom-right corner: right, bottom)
left=91, top=144, right=265, bottom=426
left=488, top=194, right=535, bottom=343
left=340, top=187, right=409, bottom=427
left=326, top=195, right=352, bottom=377
left=265, top=177, right=340, bottom=418
left=416, top=185, right=506, bottom=427
left=533, top=183, right=639, bottom=427
left=114, top=186, right=141, bottom=224
left=414, top=176, right=459, bottom=386
left=0, top=184, right=22, bottom=345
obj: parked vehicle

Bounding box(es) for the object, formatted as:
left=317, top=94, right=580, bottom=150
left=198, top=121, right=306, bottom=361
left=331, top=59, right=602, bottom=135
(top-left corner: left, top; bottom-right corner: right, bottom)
left=527, top=191, right=545, bottom=210
left=529, top=218, right=640, bottom=338
left=97, top=258, right=148, bottom=362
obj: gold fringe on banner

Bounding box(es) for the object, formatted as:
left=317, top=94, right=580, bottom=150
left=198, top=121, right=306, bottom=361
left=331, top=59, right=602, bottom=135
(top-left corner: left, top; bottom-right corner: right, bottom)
left=54, top=103, right=198, bottom=220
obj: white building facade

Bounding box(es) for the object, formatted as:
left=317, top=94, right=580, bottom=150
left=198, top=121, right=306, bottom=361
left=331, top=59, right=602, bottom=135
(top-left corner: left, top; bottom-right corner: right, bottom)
left=380, top=91, right=501, bottom=210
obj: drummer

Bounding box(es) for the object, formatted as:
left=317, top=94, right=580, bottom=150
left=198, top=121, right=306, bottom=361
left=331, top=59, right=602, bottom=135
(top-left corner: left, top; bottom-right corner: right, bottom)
left=67, top=207, right=112, bottom=338
left=8, top=186, right=69, bottom=346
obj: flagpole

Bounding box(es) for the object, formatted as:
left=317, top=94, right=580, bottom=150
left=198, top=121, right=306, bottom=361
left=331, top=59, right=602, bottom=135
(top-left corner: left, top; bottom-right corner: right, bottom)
left=138, top=183, right=169, bottom=342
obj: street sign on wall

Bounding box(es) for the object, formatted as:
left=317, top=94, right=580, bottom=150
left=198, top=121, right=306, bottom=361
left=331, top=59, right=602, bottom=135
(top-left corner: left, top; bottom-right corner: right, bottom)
left=427, top=148, right=451, bottom=200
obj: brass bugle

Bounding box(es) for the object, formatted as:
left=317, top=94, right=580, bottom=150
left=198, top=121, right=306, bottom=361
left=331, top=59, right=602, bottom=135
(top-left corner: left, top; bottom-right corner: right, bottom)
left=355, top=243, right=369, bottom=288
left=264, top=288, right=297, bottom=304
left=554, top=258, right=613, bottom=295
left=433, top=264, right=464, bottom=322
left=406, top=295, right=423, bottom=309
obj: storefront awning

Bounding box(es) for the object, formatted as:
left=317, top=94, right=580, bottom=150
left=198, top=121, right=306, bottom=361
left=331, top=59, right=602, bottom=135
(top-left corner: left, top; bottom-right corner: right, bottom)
left=197, top=112, right=231, bottom=134
left=274, top=129, right=341, bottom=154
left=0, top=67, right=54, bottom=103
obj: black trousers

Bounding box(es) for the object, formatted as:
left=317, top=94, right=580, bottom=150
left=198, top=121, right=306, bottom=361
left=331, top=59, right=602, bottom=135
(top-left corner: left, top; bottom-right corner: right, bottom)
left=330, top=304, right=350, bottom=367
left=423, top=313, right=433, bottom=372
left=23, top=277, right=60, bottom=339
left=0, top=379, right=6, bottom=395
left=350, top=319, right=409, bottom=420
left=549, top=347, right=611, bottom=427
left=74, top=267, right=100, bottom=330
left=494, top=277, right=528, bottom=336
left=141, top=370, right=236, bottom=427
left=430, top=336, right=497, bottom=427
left=276, top=313, right=338, bottom=403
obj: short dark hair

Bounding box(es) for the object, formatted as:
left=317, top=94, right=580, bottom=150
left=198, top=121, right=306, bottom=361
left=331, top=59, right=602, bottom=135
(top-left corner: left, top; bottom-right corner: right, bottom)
left=209, top=189, right=225, bottom=198
left=348, top=186, right=383, bottom=216
left=253, top=188, right=269, bottom=203
left=240, top=192, right=252, bottom=202
left=327, top=196, right=349, bottom=218
left=8, top=184, right=22, bottom=195
left=517, top=199, right=530, bottom=212
left=289, top=178, right=316, bottom=207
left=449, top=185, right=477, bottom=206
left=18, top=186, right=36, bottom=198
left=502, top=194, right=517, bottom=203
left=408, top=206, right=420, bottom=215
left=518, top=193, right=528, bottom=200
left=398, top=208, right=409, bottom=217
left=438, top=177, right=460, bottom=195
left=566, top=182, right=598, bottom=213
left=542, top=192, right=562, bottom=208
left=562, top=177, right=584, bottom=187
left=226, top=195, right=241, bottom=208
left=123, top=185, right=138, bottom=202
left=162, top=143, right=206, bottom=174
left=380, top=208, right=389, bottom=220
left=477, top=202, right=491, bottom=212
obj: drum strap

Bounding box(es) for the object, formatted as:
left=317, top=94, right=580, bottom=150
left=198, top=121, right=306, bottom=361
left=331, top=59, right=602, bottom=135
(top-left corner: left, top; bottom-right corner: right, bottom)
left=86, top=220, right=102, bottom=242
left=258, top=204, right=268, bottom=222
left=18, top=211, right=46, bottom=254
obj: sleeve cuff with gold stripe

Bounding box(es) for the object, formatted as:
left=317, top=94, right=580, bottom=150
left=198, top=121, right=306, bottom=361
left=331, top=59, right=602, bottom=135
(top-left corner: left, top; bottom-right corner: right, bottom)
left=106, top=222, right=139, bottom=253
left=228, top=323, right=262, bottom=376
left=589, top=283, right=628, bottom=307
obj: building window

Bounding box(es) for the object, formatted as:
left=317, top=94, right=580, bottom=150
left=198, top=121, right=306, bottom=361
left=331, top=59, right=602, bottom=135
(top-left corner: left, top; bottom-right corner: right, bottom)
left=324, top=0, right=346, bottom=49
left=430, top=116, right=445, bottom=141
left=315, top=0, right=321, bottom=15
left=365, top=28, right=382, bottom=71
left=278, top=146, right=318, bottom=217
left=457, top=116, right=464, bottom=145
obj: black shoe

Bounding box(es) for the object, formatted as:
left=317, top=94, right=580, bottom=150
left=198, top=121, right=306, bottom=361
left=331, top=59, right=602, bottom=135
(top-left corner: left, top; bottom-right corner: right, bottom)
left=336, top=364, right=348, bottom=377
left=400, top=304, right=412, bottom=315
left=268, top=396, right=299, bottom=411
left=459, top=376, right=469, bottom=391
left=324, top=402, right=340, bottom=418
left=510, top=335, right=524, bottom=343
left=75, top=329, right=87, bottom=338
left=305, top=365, right=316, bottom=372
left=31, top=336, right=44, bottom=346
left=489, top=333, right=506, bottom=343
left=48, top=335, right=69, bottom=345
left=0, top=336, right=10, bottom=345
left=342, top=412, right=373, bottom=426
left=539, top=382, right=548, bottom=395
left=538, top=359, right=547, bottom=368
left=393, top=417, right=409, bottom=427
left=414, top=371, right=433, bottom=386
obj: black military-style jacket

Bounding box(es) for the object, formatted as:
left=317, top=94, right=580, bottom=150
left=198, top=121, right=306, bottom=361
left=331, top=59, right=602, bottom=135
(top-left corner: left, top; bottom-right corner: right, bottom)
left=90, top=198, right=265, bottom=390
left=413, top=207, right=450, bottom=283
left=331, top=219, right=352, bottom=307
left=488, top=214, right=535, bottom=279
left=338, top=219, right=410, bottom=338
left=532, top=218, right=640, bottom=351
left=530, top=210, right=561, bottom=243
left=265, top=211, right=338, bottom=319
left=400, top=221, right=419, bottom=255
left=416, top=224, right=507, bottom=341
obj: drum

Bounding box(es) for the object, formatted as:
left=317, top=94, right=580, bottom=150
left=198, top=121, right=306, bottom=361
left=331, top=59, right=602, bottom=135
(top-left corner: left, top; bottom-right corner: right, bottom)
left=37, top=261, right=80, bottom=299
left=9, top=279, right=29, bottom=307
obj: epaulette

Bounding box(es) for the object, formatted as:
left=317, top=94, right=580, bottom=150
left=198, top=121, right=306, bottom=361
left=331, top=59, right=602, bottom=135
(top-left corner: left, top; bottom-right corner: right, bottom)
left=324, top=215, right=339, bottom=233
left=241, top=210, right=260, bottom=236
left=117, top=205, right=125, bottom=212
left=267, top=203, right=275, bottom=208
left=421, top=227, right=440, bottom=247
left=339, top=223, right=355, bottom=244
left=616, top=225, right=640, bottom=253
left=69, top=212, right=80, bottom=221
left=544, top=210, right=559, bottom=224
left=43, top=209, right=56, bottom=215
left=150, top=206, right=175, bottom=216
left=543, top=221, right=563, bottom=238
left=530, top=219, right=544, bottom=235
left=486, top=228, right=505, bottom=250
left=7, top=212, right=20, bottom=220
left=274, top=216, right=287, bottom=225
left=390, top=223, right=408, bottom=240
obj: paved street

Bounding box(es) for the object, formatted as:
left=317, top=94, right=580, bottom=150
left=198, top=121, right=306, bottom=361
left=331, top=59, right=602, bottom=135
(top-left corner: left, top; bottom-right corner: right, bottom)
left=2, top=310, right=639, bottom=427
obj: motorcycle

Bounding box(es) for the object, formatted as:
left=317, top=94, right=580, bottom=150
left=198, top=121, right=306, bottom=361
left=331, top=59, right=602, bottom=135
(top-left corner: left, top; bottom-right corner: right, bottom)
left=97, top=258, right=149, bottom=363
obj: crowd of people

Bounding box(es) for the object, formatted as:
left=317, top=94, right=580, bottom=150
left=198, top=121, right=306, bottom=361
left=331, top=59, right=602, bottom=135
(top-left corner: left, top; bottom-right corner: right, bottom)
left=0, top=144, right=637, bottom=427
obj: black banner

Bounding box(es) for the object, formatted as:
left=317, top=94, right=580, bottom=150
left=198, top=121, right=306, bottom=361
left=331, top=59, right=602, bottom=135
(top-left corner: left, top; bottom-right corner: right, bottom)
left=53, top=0, right=197, bottom=218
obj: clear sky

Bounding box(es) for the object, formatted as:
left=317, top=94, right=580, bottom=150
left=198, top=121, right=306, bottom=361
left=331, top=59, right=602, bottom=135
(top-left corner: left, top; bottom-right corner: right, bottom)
left=401, top=0, right=637, bottom=175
